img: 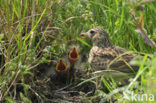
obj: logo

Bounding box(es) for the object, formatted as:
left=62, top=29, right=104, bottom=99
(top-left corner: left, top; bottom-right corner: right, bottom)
left=123, top=90, right=155, bottom=101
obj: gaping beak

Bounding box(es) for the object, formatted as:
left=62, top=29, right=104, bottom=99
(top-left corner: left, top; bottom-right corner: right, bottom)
left=79, top=33, right=89, bottom=36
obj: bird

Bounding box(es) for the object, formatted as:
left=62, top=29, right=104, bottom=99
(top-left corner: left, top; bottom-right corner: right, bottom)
left=80, top=28, right=140, bottom=86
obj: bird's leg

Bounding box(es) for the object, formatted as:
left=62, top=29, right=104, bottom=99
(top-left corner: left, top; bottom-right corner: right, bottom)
left=95, top=76, right=101, bottom=90
left=96, top=77, right=99, bottom=89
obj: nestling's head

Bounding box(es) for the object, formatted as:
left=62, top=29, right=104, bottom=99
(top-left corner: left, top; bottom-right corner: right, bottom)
left=80, top=28, right=112, bottom=47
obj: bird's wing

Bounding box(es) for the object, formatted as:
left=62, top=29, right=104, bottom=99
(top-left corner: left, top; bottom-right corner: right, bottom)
left=89, top=46, right=138, bottom=73
left=110, top=46, right=139, bottom=73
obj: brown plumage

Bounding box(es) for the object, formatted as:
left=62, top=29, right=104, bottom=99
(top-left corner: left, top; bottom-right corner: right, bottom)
left=80, top=28, right=139, bottom=74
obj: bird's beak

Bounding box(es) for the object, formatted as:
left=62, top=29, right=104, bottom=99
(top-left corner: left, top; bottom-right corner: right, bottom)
left=80, top=33, right=89, bottom=36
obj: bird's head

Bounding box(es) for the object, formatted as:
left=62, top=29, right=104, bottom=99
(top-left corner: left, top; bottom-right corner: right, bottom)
left=80, top=28, right=112, bottom=47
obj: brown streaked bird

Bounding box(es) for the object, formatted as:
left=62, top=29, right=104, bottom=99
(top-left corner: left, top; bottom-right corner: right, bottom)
left=80, top=28, right=139, bottom=76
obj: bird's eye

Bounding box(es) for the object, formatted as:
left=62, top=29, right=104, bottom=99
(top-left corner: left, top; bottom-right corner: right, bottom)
left=90, top=30, right=95, bottom=34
